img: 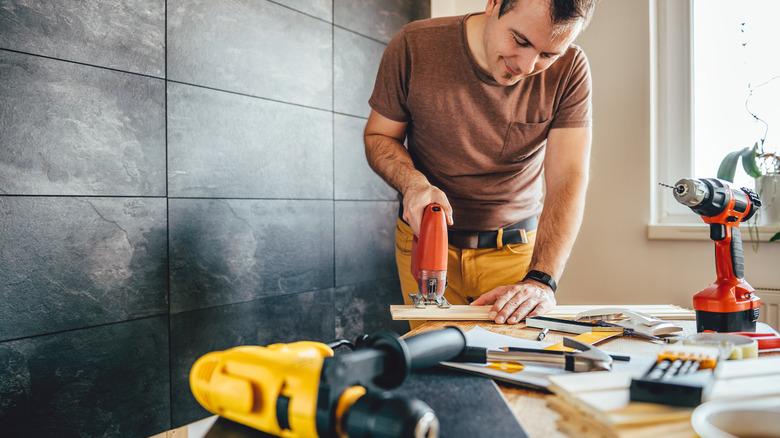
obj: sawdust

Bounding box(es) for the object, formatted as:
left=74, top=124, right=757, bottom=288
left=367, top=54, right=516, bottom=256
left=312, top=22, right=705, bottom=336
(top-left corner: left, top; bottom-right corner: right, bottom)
left=498, top=383, right=568, bottom=438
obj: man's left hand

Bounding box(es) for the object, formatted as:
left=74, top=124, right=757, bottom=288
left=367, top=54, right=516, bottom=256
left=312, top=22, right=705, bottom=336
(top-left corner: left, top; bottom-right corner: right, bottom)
left=470, top=281, right=556, bottom=324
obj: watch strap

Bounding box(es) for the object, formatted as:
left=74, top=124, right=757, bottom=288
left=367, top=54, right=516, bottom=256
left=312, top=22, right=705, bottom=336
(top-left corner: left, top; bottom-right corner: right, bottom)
left=523, top=270, right=557, bottom=293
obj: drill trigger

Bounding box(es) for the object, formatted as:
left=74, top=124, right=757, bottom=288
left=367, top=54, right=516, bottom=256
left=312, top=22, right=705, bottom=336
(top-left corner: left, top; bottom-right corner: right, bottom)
left=708, top=223, right=727, bottom=241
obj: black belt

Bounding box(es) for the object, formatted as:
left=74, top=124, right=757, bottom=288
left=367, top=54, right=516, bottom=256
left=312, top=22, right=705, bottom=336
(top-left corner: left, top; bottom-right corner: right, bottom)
left=397, top=204, right=537, bottom=249
left=448, top=216, right=537, bottom=249
left=398, top=203, right=538, bottom=249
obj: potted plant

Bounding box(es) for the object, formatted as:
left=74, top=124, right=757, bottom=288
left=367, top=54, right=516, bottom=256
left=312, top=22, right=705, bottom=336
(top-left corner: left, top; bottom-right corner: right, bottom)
left=717, top=141, right=780, bottom=242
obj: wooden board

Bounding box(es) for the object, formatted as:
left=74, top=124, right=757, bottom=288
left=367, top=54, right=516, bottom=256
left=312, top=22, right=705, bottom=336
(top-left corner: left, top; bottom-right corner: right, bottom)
left=544, top=355, right=780, bottom=437
left=390, top=304, right=696, bottom=321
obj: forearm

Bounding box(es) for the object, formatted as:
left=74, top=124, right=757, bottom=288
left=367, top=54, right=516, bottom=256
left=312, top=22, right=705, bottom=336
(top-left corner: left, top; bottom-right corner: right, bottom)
left=363, top=133, right=429, bottom=196
left=363, top=110, right=454, bottom=233
left=529, top=170, right=589, bottom=280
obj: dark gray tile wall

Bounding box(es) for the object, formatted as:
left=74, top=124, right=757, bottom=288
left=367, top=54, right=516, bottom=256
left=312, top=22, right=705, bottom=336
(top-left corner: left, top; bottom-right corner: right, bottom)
left=335, top=201, right=399, bottom=286
left=0, top=317, right=170, bottom=437
left=0, top=0, right=165, bottom=76
left=334, top=113, right=398, bottom=200
left=0, top=51, right=166, bottom=196
left=334, top=0, right=431, bottom=44
left=0, top=0, right=429, bottom=435
left=169, top=198, right=334, bottom=313
left=167, top=83, right=333, bottom=199
left=275, top=0, right=333, bottom=21
left=0, top=197, right=168, bottom=340
left=167, top=0, right=333, bottom=109
left=334, top=27, right=387, bottom=117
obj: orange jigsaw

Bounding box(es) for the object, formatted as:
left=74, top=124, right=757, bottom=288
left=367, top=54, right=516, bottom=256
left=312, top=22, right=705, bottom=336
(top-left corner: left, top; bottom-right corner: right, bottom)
left=409, top=203, right=451, bottom=308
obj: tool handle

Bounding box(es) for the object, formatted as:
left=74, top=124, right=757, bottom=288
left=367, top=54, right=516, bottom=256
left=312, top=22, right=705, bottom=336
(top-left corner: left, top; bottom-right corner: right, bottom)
left=404, top=326, right=467, bottom=369
left=712, top=224, right=744, bottom=280
left=450, top=346, right=488, bottom=363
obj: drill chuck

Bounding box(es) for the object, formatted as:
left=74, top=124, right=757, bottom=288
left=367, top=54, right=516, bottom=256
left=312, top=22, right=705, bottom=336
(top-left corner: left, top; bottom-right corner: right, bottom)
left=672, top=178, right=708, bottom=207
left=671, top=178, right=760, bottom=220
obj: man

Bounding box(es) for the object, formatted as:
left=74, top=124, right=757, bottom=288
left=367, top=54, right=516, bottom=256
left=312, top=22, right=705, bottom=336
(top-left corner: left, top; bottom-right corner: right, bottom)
left=365, top=0, right=595, bottom=325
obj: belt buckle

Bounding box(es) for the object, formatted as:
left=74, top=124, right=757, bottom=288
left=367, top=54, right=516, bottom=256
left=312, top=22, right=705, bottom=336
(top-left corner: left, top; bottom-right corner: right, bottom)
left=501, top=228, right=528, bottom=245
left=517, top=228, right=528, bottom=244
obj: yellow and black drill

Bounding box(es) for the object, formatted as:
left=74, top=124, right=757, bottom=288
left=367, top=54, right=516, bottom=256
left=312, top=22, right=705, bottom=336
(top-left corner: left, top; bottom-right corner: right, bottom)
left=189, top=327, right=467, bottom=438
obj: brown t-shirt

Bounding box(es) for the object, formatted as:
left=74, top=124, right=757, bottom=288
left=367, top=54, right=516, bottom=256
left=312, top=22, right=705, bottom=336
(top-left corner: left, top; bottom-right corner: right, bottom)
left=368, top=14, right=592, bottom=231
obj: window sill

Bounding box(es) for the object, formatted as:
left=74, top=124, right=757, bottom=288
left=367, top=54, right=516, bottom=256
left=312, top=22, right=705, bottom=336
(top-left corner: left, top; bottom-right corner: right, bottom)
left=647, top=224, right=780, bottom=242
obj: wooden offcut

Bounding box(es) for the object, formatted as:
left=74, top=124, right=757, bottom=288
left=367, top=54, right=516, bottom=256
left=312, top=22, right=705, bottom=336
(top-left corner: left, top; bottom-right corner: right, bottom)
left=390, top=304, right=696, bottom=321
left=544, top=355, right=780, bottom=437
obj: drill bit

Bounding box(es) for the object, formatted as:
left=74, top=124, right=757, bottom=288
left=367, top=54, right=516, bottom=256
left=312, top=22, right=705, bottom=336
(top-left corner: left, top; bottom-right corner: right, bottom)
left=658, top=182, right=676, bottom=190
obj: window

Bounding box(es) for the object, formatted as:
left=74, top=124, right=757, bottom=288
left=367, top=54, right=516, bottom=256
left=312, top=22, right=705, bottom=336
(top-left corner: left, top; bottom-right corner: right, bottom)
left=652, top=0, right=780, bottom=238
left=693, top=0, right=780, bottom=188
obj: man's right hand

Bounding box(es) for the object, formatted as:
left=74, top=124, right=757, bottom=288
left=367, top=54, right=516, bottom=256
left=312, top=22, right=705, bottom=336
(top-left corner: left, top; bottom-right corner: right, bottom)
left=401, top=183, right=453, bottom=236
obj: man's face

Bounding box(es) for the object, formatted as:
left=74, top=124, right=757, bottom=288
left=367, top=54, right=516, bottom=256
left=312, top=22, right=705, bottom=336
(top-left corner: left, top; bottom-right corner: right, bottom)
left=483, top=0, right=581, bottom=86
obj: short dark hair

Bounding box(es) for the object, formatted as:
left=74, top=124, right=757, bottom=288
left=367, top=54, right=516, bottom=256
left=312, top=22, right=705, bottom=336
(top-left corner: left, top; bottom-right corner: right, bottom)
left=498, top=0, right=596, bottom=30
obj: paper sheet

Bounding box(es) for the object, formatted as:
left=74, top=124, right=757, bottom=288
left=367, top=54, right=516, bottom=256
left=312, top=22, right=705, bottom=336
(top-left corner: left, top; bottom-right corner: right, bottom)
left=440, top=326, right=655, bottom=391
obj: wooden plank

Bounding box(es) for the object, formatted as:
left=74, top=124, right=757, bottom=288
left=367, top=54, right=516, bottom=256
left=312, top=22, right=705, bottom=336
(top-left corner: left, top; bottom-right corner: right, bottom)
left=548, top=370, right=640, bottom=394
left=547, top=369, right=694, bottom=429
left=547, top=395, right=618, bottom=438
left=547, top=394, right=696, bottom=438
left=545, top=354, right=780, bottom=436
left=390, top=304, right=696, bottom=321
left=614, top=419, right=696, bottom=438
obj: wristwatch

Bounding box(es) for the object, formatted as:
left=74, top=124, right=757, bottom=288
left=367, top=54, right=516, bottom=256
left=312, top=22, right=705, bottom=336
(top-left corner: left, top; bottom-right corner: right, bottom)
left=523, top=270, right=557, bottom=293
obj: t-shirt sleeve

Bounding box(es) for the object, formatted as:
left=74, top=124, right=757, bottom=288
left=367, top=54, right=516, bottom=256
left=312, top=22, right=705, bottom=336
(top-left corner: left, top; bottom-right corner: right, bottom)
left=550, top=48, right=592, bottom=129
left=368, top=28, right=412, bottom=123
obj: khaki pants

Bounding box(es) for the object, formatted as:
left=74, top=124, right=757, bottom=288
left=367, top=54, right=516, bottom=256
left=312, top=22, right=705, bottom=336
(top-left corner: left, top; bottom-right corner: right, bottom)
left=395, top=219, right=536, bottom=329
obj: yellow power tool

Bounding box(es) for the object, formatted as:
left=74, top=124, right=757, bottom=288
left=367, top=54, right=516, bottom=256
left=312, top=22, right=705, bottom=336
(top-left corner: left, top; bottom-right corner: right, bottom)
left=190, top=327, right=467, bottom=438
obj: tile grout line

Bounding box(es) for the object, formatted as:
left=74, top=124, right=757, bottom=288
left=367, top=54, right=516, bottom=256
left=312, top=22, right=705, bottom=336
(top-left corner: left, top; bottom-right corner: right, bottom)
left=164, top=0, right=174, bottom=430
left=332, top=0, right=338, bottom=315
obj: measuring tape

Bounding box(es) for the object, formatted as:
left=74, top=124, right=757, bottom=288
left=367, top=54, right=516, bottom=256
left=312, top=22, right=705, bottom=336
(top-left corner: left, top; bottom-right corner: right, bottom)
left=685, top=333, right=759, bottom=359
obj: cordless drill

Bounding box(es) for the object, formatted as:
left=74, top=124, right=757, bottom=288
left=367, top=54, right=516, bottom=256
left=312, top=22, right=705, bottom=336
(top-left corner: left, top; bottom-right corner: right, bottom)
left=189, top=327, right=467, bottom=438
left=409, top=204, right=451, bottom=309
left=668, top=178, right=762, bottom=332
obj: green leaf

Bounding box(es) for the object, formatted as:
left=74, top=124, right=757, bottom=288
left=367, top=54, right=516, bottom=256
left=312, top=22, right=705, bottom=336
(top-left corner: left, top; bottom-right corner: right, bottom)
left=741, top=142, right=763, bottom=178
left=717, top=149, right=743, bottom=182
left=771, top=231, right=780, bottom=243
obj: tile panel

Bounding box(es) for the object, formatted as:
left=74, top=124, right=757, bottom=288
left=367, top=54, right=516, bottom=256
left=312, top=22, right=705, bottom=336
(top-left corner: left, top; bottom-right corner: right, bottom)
left=0, top=317, right=170, bottom=437
left=335, top=278, right=408, bottom=340
left=167, top=0, right=333, bottom=109
left=0, top=0, right=165, bottom=76
left=335, top=201, right=398, bottom=287
left=0, top=51, right=165, bottom=196
left=167, top=83, right=333, bottom=199
left=169, top=198, right=335, bottom=313
left=334, top=113, right=397, bottom=201
left=334, top=27, right=386, bottom=118
left=0, top=197, right=168, bottom=341
left=334, top=0, right=430, bottom=43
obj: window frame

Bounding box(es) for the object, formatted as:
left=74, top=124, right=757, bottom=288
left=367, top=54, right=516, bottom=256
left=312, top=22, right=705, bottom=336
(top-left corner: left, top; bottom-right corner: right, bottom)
left=649, top=0, right=780, bottom=241
left=652, top=0, right=694, bottom=226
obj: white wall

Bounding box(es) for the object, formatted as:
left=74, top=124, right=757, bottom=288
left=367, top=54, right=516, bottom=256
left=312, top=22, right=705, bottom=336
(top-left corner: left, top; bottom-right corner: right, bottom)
left=564, top=0, right=779, bottom=308
left=432, top=0, right=780, bottom=307
left=431, top=0, right=485, bottom=17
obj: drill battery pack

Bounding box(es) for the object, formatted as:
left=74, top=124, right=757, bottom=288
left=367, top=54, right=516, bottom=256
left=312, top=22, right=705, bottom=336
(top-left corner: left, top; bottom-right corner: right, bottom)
left=629, top=344, right=719, bottom=407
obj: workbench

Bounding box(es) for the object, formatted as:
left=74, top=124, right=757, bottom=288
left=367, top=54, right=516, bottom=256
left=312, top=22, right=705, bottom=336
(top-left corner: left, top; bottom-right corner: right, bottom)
left=406, top=319, right=780, bottom=438
left=156, top=318, right=779, bottom=438
left=406, top=319, right=689, bottom=438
